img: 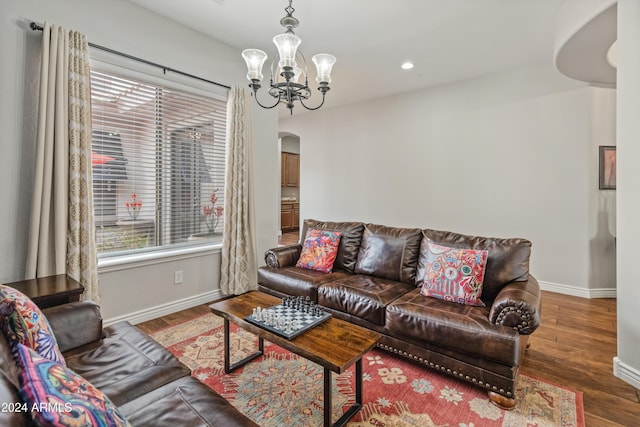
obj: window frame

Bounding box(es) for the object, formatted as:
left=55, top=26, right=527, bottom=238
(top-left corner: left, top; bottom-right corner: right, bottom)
left=89, top=52, right=228, bottom=267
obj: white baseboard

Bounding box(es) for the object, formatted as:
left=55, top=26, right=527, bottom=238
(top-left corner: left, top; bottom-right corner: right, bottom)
left=103, top=289, right=223, bottom=327
left=613, top=357, right=640, bottom=390
left=538, top=280, right=617, bottom=299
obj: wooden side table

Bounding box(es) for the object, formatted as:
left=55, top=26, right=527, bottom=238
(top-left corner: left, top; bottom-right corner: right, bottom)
left=3, top=274, right=85, bottom=309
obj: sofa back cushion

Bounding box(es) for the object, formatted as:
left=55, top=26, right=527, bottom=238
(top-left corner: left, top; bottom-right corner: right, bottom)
left=354, top=224, right=423, bottom=284
left=418, top=229, right=531, bottom=304
left=301, top=220, right=364, bottom=272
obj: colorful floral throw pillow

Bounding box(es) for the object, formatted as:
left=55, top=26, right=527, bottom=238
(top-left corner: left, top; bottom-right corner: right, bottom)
left=296, top=229, right=343, bottom=273
left=0, top=285, right=65, bottom=364
left=15, top=343, right=131, bottom=427
left=420, top=242, right=489, bottom=307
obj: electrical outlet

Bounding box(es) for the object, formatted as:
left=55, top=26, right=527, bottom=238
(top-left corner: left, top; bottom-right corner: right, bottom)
left=174, top=270, right=183, bottom=284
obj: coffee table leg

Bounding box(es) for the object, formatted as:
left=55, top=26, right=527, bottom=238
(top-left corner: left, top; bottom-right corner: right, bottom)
left=324, top=359, right=363, bottom=427
left=223, top=319, right=264, bottom=374
left=324, top=367, right=332, bottom=426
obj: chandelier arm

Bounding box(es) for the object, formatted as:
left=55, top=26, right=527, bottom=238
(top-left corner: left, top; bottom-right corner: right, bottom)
left=249, top=85, right=280, bottom=109
left=298, top=92, right=326, bottom=111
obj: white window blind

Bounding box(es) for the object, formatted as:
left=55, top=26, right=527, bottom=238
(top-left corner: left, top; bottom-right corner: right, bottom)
left=90, top=68, right=227, bottom=256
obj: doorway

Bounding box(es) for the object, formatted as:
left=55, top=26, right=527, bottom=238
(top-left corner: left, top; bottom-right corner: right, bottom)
left=278, top=133, right=300, bottom=241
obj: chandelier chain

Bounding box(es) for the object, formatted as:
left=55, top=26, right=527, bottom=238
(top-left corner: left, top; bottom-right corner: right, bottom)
left=285, top=0, right=294, bottom=17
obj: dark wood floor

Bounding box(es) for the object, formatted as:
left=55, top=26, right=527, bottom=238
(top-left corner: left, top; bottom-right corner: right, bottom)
left=278, top=230, right=300, bottom=246
left=138, top=231, right=640, bottom=426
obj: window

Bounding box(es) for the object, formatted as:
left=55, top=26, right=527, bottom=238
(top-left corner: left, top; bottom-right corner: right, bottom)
left=90, top=68, right=227, bottom=256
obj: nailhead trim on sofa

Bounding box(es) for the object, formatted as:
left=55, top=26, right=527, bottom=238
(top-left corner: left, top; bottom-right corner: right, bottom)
left=377, top=343, right=514, bottom=397
left=495, top=306, right=532, bottom=333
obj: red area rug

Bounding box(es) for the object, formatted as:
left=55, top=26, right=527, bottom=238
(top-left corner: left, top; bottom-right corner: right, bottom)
left=151, top=313, right=584, bottom=427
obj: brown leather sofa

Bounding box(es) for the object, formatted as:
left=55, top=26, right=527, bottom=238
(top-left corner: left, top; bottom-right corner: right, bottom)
left=0, top=300, right=258, bottom=427
left=258, top=219, right=542, bottom=409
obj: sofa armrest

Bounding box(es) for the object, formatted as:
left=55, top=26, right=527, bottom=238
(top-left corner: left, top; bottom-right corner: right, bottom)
left=42, top=301, right=104, bottom=352
left=488, top=275, right=541, bottom=335
left=264, top=244, right=302, bottom=268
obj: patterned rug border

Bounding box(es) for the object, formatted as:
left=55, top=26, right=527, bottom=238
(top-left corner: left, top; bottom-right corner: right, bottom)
left=150, top=312, right=585, bottom=427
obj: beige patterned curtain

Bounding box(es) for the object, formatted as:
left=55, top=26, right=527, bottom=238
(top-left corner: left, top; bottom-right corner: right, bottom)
left=220, top=87, right=257, bottom=295
left=26, top=23, right=99, bottom=302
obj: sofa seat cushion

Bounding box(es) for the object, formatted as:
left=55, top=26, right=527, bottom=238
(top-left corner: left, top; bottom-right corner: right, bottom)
left=258, top=266, right=350, bottom=302
left=386, top=288, right=520, bottom=366
left=118, top=376, right=258, bottom=427
left=318, top=276, right=414, bottom=326
left=63, top=321, right=189, bottom=407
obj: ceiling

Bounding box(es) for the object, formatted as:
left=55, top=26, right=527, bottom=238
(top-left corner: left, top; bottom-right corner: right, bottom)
left=553, top=0, right=617, bottom=87
left=128, top=0, right=568, bottom=114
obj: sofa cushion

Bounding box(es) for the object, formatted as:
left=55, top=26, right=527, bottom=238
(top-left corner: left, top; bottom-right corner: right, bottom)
left=63, top=321, right=189, bottom=407
left=420, top=242, right=488, bottom=307
left=418, top=230, right=531, bottom=305
left=318, top=276, right=414, bottom=326
left=257, top=266, right=351, bottom=302
left=302, top=220, right=365, bottom=273
left=0, top=285, right=65, bottom=364
left=386, top=288, right=520, bottom=366
left=296, top=229, right=342, bottom=272
left=354, top=224, right=422, bottom=284
left=118, top=376, right=259, bottom=427
left=15, top=343, right=130, bottom=427
left=43, top=301, right=103, bottom=353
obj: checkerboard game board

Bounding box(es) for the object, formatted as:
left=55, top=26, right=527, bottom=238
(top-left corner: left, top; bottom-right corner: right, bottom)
left=245, top=296, right=332, bottom=339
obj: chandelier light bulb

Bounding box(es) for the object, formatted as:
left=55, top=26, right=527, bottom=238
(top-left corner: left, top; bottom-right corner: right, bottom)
left=241, top=49, right=268, bottom=81
left=285, top=66, right=303, bottom=84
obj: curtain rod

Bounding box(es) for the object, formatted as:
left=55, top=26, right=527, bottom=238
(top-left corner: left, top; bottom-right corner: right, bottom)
left=29, top=22, right=231, bottom=90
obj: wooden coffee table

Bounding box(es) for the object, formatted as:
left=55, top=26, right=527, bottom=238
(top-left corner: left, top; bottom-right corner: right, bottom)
left=209, top=291, right=381, bottom=427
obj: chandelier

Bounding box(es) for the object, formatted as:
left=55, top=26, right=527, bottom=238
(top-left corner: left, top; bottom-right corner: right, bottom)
left=241, top=0, right=336, bottom=114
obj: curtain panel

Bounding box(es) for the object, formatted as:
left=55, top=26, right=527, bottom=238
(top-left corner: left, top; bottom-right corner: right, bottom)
left=26, top=23, right=99, bottom=302
left=220, top=87, right=257, bottom=295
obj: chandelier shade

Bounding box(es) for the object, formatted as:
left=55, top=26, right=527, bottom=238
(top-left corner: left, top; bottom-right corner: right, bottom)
left=242, top=0, right=336, bottom=114
left=241, top=49, right=268, bottom=81
left=312, top=54, right=336, bottom=84
left=273, top=33, right=301, bottom=69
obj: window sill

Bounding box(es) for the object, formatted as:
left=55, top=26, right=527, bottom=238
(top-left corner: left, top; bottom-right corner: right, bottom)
left=98, top=243, right=222, bottom=273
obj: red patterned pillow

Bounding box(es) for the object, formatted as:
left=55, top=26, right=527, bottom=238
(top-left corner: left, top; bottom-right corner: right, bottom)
left=420, top=242, right=488, bottom=307
left=296, top=229, right=342, bottom=273
left=15, top=343, right=130, bottom=427
left=0, top=285, right=65, bottom=364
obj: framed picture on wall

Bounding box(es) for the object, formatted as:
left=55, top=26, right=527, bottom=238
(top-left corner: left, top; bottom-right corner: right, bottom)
left=599, top=146, right=616, bottom=190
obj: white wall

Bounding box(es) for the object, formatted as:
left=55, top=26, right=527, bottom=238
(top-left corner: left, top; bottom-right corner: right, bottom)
left=615, top=0, right=640, bottom=391
left=280, top=63, right=617, bottom=296
left=0, top=0, right=279, bottom=322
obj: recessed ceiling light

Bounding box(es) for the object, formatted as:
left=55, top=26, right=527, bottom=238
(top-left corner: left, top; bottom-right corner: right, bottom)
left=401, top=62, right=414, bottom=70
